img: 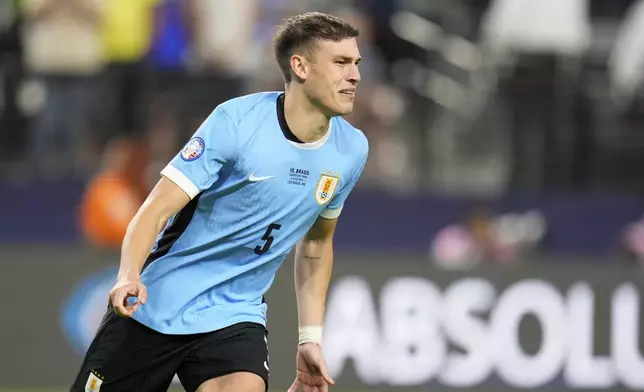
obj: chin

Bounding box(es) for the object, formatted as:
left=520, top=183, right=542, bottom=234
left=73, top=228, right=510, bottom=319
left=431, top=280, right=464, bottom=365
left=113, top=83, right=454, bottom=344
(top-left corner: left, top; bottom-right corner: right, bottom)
left=333, top=103, right=354, bottom=117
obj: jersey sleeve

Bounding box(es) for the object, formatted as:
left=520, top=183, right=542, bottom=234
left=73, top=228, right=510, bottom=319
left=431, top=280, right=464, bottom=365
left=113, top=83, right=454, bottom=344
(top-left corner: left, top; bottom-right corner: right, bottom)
left=319, top=143, right=369, bottom=219
left=161, top=107, right=237, bottom=199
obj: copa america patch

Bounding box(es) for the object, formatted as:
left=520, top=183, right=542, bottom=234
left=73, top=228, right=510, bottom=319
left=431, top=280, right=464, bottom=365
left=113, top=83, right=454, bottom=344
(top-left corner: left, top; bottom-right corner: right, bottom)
left=180, top=137, right=205, bottom=161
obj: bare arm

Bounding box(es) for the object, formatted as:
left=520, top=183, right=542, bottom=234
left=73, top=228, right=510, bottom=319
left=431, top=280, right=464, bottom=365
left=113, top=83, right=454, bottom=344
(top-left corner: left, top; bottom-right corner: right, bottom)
left=294, top=216, right=338, bottom=336
left=288, top=216, right=338, bottom=391
left=117, top=176, right=191, bottom=280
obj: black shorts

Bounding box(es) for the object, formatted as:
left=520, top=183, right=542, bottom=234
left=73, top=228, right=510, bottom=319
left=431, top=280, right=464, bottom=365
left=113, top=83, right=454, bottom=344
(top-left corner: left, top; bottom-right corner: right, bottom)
left=70, top=306, right=269, bottom=392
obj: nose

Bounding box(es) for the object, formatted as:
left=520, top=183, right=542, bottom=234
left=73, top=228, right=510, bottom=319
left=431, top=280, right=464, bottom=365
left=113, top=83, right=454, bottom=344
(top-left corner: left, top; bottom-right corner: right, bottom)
left=347, top=64, right=361, bottom=85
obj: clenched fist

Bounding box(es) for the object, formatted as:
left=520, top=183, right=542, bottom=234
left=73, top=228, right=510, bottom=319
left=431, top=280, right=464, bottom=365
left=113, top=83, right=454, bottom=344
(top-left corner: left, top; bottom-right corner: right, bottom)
left=108, top=277, right=147, bottom=317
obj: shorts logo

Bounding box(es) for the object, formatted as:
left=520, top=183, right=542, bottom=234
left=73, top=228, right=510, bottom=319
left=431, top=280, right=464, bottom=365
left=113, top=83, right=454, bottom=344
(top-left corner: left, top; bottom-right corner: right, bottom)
left=85, top=370, right=104, bottom=392
left=315, top=173, right=340, bottom=205
left=180, top=137, right=205, bottom=161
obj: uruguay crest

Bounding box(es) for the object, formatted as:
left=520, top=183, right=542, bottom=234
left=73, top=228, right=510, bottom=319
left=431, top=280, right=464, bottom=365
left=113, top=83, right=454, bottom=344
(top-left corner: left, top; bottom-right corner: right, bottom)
left=85, top=371, right=104, bottom=392
left=315, top=173, right=340, bottom=205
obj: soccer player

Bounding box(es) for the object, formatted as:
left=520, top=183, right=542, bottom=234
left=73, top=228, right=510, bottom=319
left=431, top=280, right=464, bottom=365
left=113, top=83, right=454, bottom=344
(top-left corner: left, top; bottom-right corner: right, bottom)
left=70, top=11, right=367, bottom=392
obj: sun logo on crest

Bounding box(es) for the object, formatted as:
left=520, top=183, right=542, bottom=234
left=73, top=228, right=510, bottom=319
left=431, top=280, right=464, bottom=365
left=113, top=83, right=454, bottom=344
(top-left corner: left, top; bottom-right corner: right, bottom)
left=315, top=173, right=340, bottom=205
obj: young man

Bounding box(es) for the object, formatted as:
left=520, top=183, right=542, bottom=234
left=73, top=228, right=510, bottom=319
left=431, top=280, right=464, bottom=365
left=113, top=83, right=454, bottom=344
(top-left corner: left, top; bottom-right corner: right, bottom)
left=70, top=11, right=367, bottom=392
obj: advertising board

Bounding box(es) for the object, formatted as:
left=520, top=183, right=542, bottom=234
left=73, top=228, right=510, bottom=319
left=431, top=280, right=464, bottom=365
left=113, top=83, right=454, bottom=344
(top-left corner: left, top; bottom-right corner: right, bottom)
left=0, top=248, right=642, bottom=391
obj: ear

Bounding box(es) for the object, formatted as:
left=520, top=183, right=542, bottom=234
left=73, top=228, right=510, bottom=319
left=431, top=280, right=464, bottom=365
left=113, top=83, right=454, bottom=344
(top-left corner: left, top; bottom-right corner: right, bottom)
left=290, top=54, right=309, bottom=81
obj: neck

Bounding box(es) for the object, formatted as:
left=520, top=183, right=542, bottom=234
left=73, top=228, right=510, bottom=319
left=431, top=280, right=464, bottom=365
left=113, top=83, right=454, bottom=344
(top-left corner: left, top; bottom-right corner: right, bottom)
left=283, top=86, right=330, bottom=143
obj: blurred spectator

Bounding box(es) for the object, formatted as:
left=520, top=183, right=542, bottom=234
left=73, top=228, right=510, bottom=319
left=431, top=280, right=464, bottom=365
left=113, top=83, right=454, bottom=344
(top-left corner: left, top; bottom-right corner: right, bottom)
left=431, top=207, right=546, bottom=268
left=148, top=0, right=190, bottom=72
left=481, top=0, right=591, bottom=191
left=142, top=0, right=191, bottom=141
left=609, top=0, right=644, bottom=111
left=5, top=0, right=644, bottom=200
left=244, top=0, right=320, bottom=92
left=79, top=137, right=149, bottom=250
left=99, top=0, right=159, bottom=137
left=188, top=0, right=259, bottom=76
left=172, top=0, right=256, bottom=131
left=0, top=0, right=27, bottom=165
left=620, top=214, right=644, bottom=266
left=21, top=0, right=105, bottom=177
left=431, top=218, right=485, bottom=269
left=144, top=103, right=180, bottom=186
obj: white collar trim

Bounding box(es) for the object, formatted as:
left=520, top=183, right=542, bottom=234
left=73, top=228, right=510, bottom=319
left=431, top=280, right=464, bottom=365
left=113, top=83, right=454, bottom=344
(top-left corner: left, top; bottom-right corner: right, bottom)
left=287, top=121, right=332, bottom=150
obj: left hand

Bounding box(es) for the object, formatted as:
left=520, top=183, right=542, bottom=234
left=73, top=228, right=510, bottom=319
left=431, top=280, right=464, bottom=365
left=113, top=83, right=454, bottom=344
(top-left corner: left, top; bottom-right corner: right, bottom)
left=287, top=343, right=335, bottom=392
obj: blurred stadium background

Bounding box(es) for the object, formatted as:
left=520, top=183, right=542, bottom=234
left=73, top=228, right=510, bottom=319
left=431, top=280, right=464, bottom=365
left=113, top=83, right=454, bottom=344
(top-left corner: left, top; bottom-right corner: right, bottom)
left=2, top=0, right=644, bottom=391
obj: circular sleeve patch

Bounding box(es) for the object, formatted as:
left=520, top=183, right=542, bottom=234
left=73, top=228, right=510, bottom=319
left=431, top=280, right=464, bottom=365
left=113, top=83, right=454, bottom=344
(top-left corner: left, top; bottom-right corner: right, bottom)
left=180, top=137, right=205, bottom=161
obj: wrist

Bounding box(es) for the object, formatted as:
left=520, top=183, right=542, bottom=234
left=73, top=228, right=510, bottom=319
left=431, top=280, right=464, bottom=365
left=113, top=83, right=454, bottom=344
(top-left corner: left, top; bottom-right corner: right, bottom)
left=117, top=271, right=140, bottom=281
left=298, top=325, right=323, bottom=346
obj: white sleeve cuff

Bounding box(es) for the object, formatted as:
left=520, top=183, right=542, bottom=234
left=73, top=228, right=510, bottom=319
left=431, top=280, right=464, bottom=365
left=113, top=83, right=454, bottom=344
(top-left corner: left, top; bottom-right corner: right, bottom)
left=320, top=205, right=343, bottom=219
left=161, top=165, right=200, bottom=199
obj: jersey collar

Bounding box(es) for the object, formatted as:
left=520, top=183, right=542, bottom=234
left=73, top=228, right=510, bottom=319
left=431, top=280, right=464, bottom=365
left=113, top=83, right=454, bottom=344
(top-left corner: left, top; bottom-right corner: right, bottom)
left=276, top=93, right=332, bottom=150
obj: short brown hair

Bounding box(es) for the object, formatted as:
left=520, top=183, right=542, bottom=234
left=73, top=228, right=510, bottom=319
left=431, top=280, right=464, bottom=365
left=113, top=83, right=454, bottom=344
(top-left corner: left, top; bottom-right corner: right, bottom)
left=273, top=12, right=359, bottom=83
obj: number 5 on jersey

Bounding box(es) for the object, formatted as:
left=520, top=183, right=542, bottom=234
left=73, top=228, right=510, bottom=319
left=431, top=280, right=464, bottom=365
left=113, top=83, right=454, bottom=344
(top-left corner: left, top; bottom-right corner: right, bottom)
left=254, top=223, right=281, bottom=255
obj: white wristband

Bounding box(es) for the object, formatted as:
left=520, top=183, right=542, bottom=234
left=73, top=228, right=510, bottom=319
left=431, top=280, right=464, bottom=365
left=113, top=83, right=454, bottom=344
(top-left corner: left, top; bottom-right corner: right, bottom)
left=299, top=326, right=323, bottom=346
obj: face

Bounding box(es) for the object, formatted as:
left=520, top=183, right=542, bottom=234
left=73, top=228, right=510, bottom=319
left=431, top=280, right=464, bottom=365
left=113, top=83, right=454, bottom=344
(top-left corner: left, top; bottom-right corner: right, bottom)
left=292, top=38, right=361, bottom=116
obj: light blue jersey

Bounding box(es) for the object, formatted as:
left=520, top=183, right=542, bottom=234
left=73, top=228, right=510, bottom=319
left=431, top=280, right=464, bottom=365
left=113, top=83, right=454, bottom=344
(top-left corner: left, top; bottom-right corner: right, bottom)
left=132, top=92, right=368, bottom=334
